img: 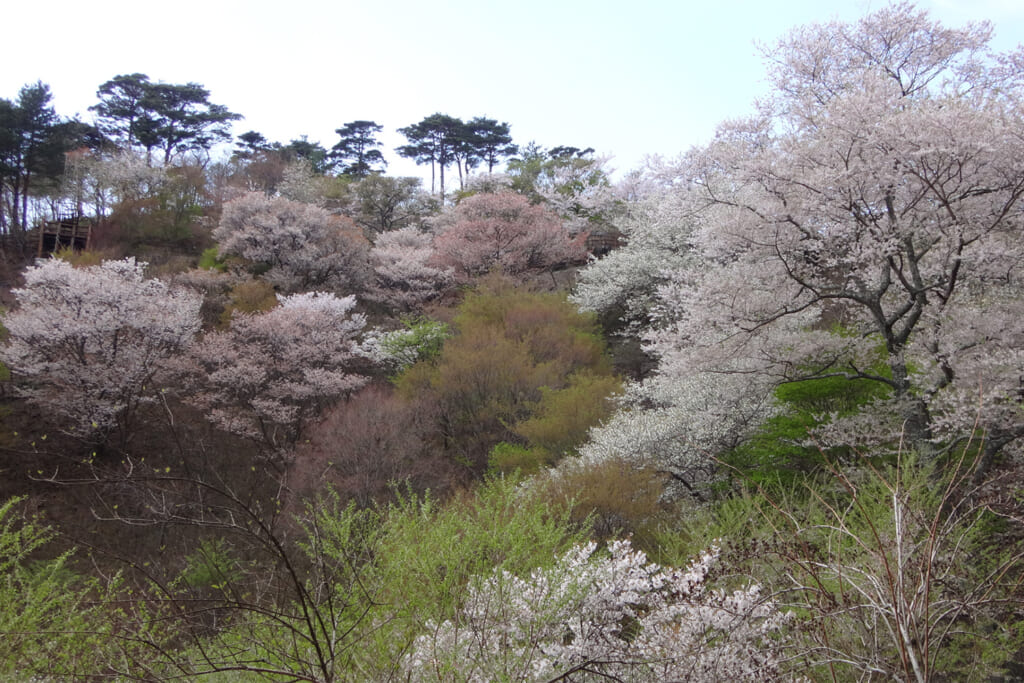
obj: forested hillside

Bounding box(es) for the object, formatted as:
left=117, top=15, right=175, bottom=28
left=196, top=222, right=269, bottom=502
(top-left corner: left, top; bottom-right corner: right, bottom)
left=0, top=3, right=1022, bottom=680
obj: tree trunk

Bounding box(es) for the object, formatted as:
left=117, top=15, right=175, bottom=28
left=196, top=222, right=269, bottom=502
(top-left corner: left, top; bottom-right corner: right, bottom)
left=890, top=355, right=935, bottom=458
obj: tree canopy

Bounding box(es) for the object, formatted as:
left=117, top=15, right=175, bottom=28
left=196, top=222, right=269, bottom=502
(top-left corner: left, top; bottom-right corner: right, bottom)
left=576, top=1, right=1024, bottom=484
left=91, top=73, right=241, bottom=164
left=0, top=82, right=95, bottom=234
left=397, top=113, right=519, bottom=199
left=330, top=120, right=386, bottom=177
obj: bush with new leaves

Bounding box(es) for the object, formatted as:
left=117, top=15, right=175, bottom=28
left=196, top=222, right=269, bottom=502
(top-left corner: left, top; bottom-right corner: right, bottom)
left=0, top=497, right=156, bottom=678
left=395, top=278, right=615, bottom=473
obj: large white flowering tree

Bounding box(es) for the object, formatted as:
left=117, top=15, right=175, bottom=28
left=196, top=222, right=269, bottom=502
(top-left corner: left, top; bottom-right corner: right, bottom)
left=0, top=258, right=202, bottom=445
left=577, top=3, right=1024, bottom=479
left=366, top=226, right=453, bottom=312
left=571, top=165, right=701, bottom=332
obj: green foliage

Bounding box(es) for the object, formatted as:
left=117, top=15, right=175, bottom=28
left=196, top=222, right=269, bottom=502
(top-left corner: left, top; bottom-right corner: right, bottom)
left=787, top=455, right=1024, bottom=680
left=92, top=73, right=241, bottom=164
left=650, top=449, right=1024, bottom=680
left=723, top=371, right=892, bottom=488
left=0, top=497, right=152, bottom=679
left=370, top=317, right=451, bottom=373
left=218, top=278, right=278, bottom=327
left=283, top=477, right=581, bottom=678
left=199, top=246, right=227, bottom=271
left=513, top=370, right=622, bottom=460
left=487, top=441, right=548, bottom=476
left=185, top=476, right=583, bottom=680
left=537, top=457, right=665, bottom=542
left=51, top=245, right=105, bottom=268
left=394, top=278, right=616, bottom=473
left=179, top=537, right=246, bottom=591
left=371, top=476, right=584, bottom=634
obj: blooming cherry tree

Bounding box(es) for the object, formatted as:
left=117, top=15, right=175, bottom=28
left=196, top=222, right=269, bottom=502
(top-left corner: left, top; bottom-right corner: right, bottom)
left=366, top=227, right=453, bottom=311
left=187, top=292, right=368, bottom=453
left=572, top=160, right=703, bottom=331
left=406, top=539, right=790, bottom=681
left=578, top=4, right=1024, bottom=474
left=213, top=192, right=370, bottom=293
left=533, top=152, right=621, bottom=236
left=0, top=258, right=202, bottom=444
left=433, top=192, right=587, bottom=281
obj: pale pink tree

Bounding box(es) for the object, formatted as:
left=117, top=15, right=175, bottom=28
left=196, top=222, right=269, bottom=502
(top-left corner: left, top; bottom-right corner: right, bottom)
left=533, top=152, right=621, bottom=236
left=433, top=191, right=587, bottom=281
left=0, top=257, right=202, bottom=445
left=77, top=149, right=169, bottom=218
left=579, top=4, right=1024, bottom=476
left=572, top=158, right=703, bottom=331
left=366, top=227, right=453, bottom=311
left=213, top=192, right=370, bottom=293
left=405, top=539, right=790, bottom=681
left=187, top=292, right=369, bottom=454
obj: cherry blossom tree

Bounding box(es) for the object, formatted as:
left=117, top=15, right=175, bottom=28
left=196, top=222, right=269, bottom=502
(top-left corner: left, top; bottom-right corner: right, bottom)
left=405, top=539, right=790, bottom=681
left=186, top=292, right=368, bottom=454
left=579, top=3, right=1024, bottom=475
left=213, top=192, right=370, bottom=294
left=433, top=191, right=587, bottom=281
left=366, top=227, right=453, bottom=311
left=572, top=160, right=702, bottom=331
left=509, top=146, right=622, bottom=235
left=0, top=258, right=202, bottom=445
left=66, top=149, right=170, bottom=220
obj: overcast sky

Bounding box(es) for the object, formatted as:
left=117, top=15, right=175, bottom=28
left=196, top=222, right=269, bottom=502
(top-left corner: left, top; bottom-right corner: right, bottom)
left=4, top=0, right=1023, bottom=181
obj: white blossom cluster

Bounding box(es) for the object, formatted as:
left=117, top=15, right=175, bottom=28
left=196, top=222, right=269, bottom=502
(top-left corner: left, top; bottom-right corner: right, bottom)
left=532, top=153, right=621, bottom=236
left=0, top=258, right=201, bottom=437
left=187, top=292, right=367, bottom=450
left=573, top=3, right=1024, bottom=470
left=213, top=192, right=370, bottom=293
left=366, top=227, right=453, bottom=312
left=406, top=539, right=790, bottom=681
left=571, top=162, right=702, bottom=330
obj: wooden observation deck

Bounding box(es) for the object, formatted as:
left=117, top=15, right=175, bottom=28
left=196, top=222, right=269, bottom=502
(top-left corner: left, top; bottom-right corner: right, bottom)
left=37, top=213, right=92, bottom=257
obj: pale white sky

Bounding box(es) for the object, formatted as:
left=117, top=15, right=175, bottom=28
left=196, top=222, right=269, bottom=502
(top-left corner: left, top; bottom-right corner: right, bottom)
left=4, top=0, right=1023, bottom=181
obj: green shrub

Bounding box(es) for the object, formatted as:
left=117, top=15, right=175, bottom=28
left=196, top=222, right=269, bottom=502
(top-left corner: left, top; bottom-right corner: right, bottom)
left=0, top=497, right=153, bottom=679
left=178, top=537, right=247, bottom=591
left=536, top=457, right=665, bottom=542
left=218, top=278, right=278, bottom=327
left=512, top=370, right=622, bottom=461
left=723, top=372, right=891, bottom=488
left=488, top=441, right=549, bottom=476
left=367, top=317, right=450, bottom=373
left=394, top=278, right=617, bottom=473
left=199, top=246, right=227, bottom=271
